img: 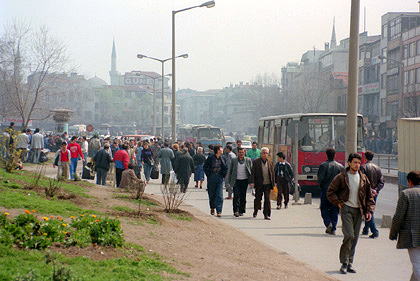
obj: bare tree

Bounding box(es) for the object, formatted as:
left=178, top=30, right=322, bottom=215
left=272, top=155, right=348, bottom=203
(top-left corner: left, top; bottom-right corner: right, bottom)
left=0, top=22, right=67, bottom=128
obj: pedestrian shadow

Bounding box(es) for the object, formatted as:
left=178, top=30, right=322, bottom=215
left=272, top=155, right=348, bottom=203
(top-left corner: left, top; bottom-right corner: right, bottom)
left=325, top=270, right=343, bottom=275
left=240, top=226, right=325, bottom=230
left=265, top=233, right=344, bottom=238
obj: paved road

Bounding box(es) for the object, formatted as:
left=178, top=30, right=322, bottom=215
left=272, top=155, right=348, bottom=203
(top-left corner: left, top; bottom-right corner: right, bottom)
left=147, top=180, right=411, bottom=281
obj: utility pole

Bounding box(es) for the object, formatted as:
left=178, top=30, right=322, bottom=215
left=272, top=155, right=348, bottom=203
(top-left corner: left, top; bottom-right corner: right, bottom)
left=345, top=0, right=360, bottom=160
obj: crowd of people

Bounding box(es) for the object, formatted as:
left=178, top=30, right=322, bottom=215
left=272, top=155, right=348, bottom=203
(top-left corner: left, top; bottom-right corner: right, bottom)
left=1, top=123, right=419, bottom=279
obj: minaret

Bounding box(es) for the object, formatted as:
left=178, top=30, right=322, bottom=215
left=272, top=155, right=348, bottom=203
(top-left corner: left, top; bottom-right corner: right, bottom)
left=330, top=17, right=337, bottom=49
left=109, top=39, right=119, bottom=86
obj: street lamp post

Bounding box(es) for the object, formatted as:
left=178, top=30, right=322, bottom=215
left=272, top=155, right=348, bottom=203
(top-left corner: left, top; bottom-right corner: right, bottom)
left=378, top=55, right=405, bottom=117
left=171, top=1, right=215, bottom=141
left=345, top=0, right=360, bottom=159
left=137, top=54, right=188, bottom=138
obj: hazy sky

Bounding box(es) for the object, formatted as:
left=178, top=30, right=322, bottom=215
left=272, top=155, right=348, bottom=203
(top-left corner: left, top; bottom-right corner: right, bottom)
left=0, top=0, right=417, bottom=90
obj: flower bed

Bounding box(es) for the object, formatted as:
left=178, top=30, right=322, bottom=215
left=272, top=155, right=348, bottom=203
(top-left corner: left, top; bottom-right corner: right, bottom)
left=0, top=210, right=124, bottom=249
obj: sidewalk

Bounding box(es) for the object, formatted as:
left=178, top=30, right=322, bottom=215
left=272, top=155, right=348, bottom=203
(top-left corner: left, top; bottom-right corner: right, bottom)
left=146, top=182, right=411, bottom=281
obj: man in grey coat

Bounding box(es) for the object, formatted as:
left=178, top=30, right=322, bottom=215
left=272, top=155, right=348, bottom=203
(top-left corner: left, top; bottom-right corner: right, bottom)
left=158, top=142, right=175, bottom=185
left=227, top=147, right=252, bottom=217
left=30, top=128, right=44, bottom=164
left=390, top=171, right=420, bottom=281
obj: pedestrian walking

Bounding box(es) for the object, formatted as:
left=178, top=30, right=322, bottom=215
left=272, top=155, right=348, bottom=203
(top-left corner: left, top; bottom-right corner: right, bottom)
left=193, top=147, right=206, bottom=188
left=250, top=147, right=275, bottom=220
left=274, top=152, right=294, bottom=210
left=227, top=147, right=252, bottom=217
left=223, top=145, right=236, bottom=199
left=204, top=145, right=227, bottom=217
left=246, top=142, right=261, bottom=160
left=317, top=148, right=344, bottom=235
left=81, top=136, right=89, bottom=161
left=327, top=153, right=375, bottom=274
left=390, top=171, right=420, bottom=281
left=93, top=143, right=112, bottom=186
left=232, top=140, right=243, bottom=156
left=16, top=129, right=29, bottom=163
left=88, top=134, right=101, bottom=158
left=158, top=142, right=175, bottom=185
left=135, top=141, right=143, bottom=179
left=113, top=143, right=129, bottom=187
left=53, top=142, right=70, bottom=180
left=141, top=142, right=153, bottom=183
left=174, top=147, right=195, bottom=193
left=68, top=136, right=85, bottom=179
left=30, top=128, right=44, bottom=164
left=361, top=151, right=384, bottom=239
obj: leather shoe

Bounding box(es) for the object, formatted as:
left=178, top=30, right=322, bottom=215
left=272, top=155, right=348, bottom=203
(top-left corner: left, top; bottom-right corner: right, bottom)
left=361, top=229, right=369, bottom=235
left=234, top=212, right=240, bottom=217
left=276, top=205, right=281, bottom=210
left=264, top=216, right=271, bottom=220
left=369, top=232, right=379, bottom=239
left=210, top=209, right=215, bottom=215
left=340, top=264, right=347, bottom=274
left=253, top=211, right=257, bottom=218
left=347, top=264, right=356, bottom=273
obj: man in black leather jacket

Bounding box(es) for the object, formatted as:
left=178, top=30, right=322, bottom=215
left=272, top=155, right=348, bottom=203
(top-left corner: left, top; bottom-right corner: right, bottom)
left=317, top=148, right=344, bottom=235
left=361, top=150, right=384, bottom=238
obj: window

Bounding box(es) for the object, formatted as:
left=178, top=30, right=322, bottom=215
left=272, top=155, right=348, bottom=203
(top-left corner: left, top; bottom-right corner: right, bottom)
left=410, top=42, right=416, bottom=57
left=405, top=71, right=409, bottom=85
left=285, top=119, right=293, bottom=145
left=417, top=40, right=420, bottom=56
left=387, top=74, right=400, bottom=93
left=416, top=68, right=420, bottom=84
left=410, top=69, right=415, bottom=85
left=280, top=120, right=287, bottom=144
left=403, top=44, right=409, bottom=58
left=263, top=120, right=270, bottom=143
left=382, top=24, right=387, bottom=39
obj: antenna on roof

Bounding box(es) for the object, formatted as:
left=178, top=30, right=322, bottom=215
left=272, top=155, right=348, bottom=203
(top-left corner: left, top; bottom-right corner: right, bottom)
left=313, top=46, right=316, bottom=55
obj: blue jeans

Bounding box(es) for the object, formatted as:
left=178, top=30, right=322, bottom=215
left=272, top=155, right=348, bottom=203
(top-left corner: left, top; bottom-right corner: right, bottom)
left=320, top=190, right=339, bottom=231
left=143, top=162, right=152, bottom=182
left=363, top=195, right=378, bottom=234
left=70, top=158, right=78, bottom=179
left=207, top=174, right=224, bottom=214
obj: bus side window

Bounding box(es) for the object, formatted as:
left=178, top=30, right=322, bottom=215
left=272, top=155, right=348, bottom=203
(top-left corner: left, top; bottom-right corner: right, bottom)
left=285, top=119, right=293, bottom=145
left=275, top=125, right=281, bottom=145
left=269, top=121, right=275, bottom=144
left=280, top=119, right=286, bottom=144
left=263, top=121, right=270, bottom=143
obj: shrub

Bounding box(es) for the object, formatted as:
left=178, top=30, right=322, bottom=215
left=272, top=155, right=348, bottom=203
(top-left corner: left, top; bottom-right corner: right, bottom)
left=0, top=211, right=124, bottom=249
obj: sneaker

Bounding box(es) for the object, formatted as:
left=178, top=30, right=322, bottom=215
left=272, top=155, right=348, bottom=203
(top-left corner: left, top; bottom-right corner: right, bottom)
left=369, top=232, right=379, bottom=239
left=361, top=229, right=369, bottom=235
left=347, top=264, right=356, bottom=273
left=210, top=209, right=215, bottom=215
left=234, top=212, right=240, bottom=217
left=216, top=213, right=222, bottom=217
left=340, top=264, right=347, bottom=274
left=325, top=225, right=333, bottom=235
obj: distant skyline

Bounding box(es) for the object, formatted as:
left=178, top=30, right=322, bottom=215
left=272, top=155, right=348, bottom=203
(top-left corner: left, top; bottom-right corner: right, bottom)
left=0, top=0, right=418, bottom=90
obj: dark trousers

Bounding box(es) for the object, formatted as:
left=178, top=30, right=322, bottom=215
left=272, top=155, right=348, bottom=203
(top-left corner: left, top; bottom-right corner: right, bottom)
left=96, top=168, right=108, bottom=185
left=116, top=168, right=124, bottom=187
left=363, top=195, right=378, bottom=234
left=320, top=190, right=339, bottom=230
left=340, top=205, right=362, bottom=265
left=207, top=174, right=224, bottom=213
left=233, top=179, right=248, bottom=214
left=254, top=184, right=272, bottom=217
left=276, top=179, right=290, bottom=207
left=162, top=173, right=170, bottom=185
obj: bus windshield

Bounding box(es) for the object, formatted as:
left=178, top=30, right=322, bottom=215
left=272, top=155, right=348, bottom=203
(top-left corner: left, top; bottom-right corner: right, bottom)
left=197, top=128, right=222, bottom=139
left=300, top=116, right=364, bottom=152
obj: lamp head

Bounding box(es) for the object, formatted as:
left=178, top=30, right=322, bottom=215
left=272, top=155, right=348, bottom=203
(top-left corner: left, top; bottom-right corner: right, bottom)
left=180, top=54, right=189, bottom=58
left=137, top=54, right=145, bottom=59
left=200, top=1, right=215, bottom=8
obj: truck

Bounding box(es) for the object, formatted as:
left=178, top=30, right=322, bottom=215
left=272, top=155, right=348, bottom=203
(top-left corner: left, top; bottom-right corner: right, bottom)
left=397, top=117, right=420, bottom=193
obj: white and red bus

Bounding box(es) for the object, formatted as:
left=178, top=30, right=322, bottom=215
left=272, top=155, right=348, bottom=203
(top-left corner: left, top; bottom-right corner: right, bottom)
left=258, top=113, right=365, bottom=191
